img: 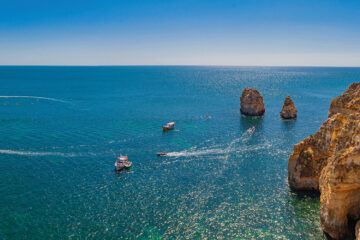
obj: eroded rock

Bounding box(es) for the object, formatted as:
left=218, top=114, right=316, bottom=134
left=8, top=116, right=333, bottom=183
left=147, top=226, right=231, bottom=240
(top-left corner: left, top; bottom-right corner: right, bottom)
left=280, top=96, right=297, bottom=119
left=320, top=145, right=360, bottom=239
left=329, top=82, right=360, bottom=117
left=356, top=221, right=360, bottom=240
left=288, top=83, right=360, bottom=239
left=240, top=88, right=265, bottom=116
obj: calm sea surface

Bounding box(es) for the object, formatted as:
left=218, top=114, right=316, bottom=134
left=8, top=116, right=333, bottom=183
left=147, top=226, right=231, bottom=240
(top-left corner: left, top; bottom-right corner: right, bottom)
left=1, top=66, right=359, bottom=239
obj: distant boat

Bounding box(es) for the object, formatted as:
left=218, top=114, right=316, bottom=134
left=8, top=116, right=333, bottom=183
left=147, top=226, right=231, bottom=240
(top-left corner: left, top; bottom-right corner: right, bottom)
left=162, top=122, right=175, bottom=131
left=115, top=154, right=132, bottom=171
left=249, top=126, right=255, bottom=131
left=206, top=115, right=211, bottom=119
left=157, top=152, right=167, bottom=156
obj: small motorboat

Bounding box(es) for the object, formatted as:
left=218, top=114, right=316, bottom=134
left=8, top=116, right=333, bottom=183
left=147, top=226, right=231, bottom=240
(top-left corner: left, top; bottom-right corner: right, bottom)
left=206, top=115, right=211, bottom=119
left=157, top=152, right=167, bottom=156
left=115, top=154, right=132, bottom=171
left=249, top=126, right=255, bottom=131
left=162, top=122, right=175, bottom=131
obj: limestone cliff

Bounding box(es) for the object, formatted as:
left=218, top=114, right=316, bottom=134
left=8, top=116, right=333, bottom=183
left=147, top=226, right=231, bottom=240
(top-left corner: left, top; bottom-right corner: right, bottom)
left=280, top=96, right=297, bottom=119
left=356, top=221, right=360, bottom=240
left=288, top=113, right=347, bottom=190
left=240, top=88, right=265, bottom=116
left=329, top=83, right=360, bottom=117
left=320, top=144, right=360, bottom=239
left=288, top=83, right=360, bottom=239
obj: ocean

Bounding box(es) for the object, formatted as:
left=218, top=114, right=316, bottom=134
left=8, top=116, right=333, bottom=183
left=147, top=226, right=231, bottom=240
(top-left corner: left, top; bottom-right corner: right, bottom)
left=0, top=66, right=359, bottom=239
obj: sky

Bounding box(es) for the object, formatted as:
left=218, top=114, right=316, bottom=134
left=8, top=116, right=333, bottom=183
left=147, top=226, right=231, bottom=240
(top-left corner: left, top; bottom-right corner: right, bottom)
left=0, top=0, right=360, bottom=66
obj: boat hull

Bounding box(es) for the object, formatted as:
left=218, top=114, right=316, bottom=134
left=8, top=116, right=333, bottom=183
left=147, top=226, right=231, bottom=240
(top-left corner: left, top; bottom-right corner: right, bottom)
left=162, top=122, right=175, bottom=131
left=162, top=126, right=174, bottom=131
left=115, top=161, right=132, bottom=171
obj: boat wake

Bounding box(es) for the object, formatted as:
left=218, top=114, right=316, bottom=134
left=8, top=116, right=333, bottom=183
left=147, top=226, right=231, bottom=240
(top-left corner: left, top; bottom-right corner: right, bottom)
left=0, top=96, right=68, bottom=103
left=240, top=127, right=255, bottom=142
left=0, top=149, right=78, bottom=157
left=165, top=127, right=257, bottom=159
left=166, top=148, right=227, bottom=157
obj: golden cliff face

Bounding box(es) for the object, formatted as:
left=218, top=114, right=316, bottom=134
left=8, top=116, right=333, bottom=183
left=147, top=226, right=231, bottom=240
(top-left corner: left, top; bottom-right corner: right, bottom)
left=320, top=143, right=360, bottom=239
left=288, top=113, right=348, bottom=190
left=329, top=83, right=360, bottom=118
left=288, top=83, right=360, bottom=239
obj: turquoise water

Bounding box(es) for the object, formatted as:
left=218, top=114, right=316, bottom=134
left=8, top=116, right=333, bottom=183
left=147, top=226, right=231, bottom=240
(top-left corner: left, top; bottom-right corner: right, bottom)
left=0, top=66, right=359, bottom=239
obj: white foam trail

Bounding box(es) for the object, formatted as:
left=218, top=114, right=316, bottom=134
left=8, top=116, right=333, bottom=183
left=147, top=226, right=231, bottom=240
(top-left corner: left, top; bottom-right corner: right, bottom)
left=0, top=96, right=67, bottom=103
left=0, top=149, right=76, bottom=157
left=164, top=143, right=271, bottom=163
left=240, top=127, right=255, bottom=142
left=166, top=148, right=227, bottom=157
left=166, top=127, right=256, bottom=159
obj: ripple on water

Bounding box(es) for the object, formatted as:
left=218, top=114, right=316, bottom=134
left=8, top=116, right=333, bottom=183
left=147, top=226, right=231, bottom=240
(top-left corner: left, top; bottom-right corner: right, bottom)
left=0, top=66, right=347, bottom=239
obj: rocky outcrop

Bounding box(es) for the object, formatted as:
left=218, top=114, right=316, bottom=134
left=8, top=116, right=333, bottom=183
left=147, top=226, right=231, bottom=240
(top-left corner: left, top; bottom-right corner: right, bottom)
left=288, top=113, right=347, bottom=190
left=320, top=145, right=360, bottom=239
left=280, top=96, right=297, bottom=119
left=356, top=221, right=360, bottom=240
left=329, top=83, right=360, bottom=117
left=240, top=88, right=265, bottom=116
left=288, top=83, right=360, bottom=239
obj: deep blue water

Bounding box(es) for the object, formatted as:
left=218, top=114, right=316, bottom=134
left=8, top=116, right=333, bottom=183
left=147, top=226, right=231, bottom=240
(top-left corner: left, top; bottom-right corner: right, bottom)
left=0, top=66, right=359, bottom=239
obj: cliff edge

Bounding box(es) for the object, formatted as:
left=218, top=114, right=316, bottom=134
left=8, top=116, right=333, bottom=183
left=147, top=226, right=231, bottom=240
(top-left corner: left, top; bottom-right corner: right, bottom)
left=288, top=83, right=360, bottom=239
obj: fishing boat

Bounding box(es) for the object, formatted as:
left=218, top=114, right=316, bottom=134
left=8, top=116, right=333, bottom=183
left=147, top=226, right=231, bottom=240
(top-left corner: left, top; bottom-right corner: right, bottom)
left=115, top=154, right=132, bottom=171
left=162, top=122, right=175, bottom=131
left=157, top=152, right=167, bottom=156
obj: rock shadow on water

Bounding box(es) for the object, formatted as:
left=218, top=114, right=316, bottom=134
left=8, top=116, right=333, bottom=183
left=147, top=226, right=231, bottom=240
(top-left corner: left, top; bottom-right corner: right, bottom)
left=281, top=117, right=297, bottom=131
left=289, top=188, right=320, bottom=200
left=280, top=116, right=298, bottom=145
left=240, top=114, right=264, bottom=133
left=281, top=116, right=297, bottom=123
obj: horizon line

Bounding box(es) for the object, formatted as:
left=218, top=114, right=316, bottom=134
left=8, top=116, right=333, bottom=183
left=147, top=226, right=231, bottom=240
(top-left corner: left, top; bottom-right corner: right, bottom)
left=0, top=65, right=360, bottom=68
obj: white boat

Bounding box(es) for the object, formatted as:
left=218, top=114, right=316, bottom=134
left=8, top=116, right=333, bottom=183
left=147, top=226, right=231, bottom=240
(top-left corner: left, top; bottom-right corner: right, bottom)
left=162, top=122, right=175, bottom=131
left=115, top=155, right=132, bottom=171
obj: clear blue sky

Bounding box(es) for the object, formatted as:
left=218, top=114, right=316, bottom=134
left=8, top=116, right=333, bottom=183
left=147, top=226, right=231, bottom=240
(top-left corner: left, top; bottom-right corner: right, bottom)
left=1, top=0, right=360, bottom=66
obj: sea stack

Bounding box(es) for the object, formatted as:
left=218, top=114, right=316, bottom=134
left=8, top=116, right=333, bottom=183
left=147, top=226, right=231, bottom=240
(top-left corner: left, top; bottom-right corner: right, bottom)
left=280, top=96, right=297, bottom=119
left=240, top=88, right=265, bottom=116
left=288, top=83, right=360, bottom=239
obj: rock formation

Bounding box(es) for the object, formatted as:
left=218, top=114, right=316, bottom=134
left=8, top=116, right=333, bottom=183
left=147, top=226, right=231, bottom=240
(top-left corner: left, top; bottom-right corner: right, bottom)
left=280, top=96, right=297, bottom=119
left=320, top=145, right=360, bottom=239
left=356, top=221, right=360, bottom=240
left=329, top=82, right=360, bottom=117
left=240, top=88, right=265, bottom=116
left=288, top=83, right=360, bottom=239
